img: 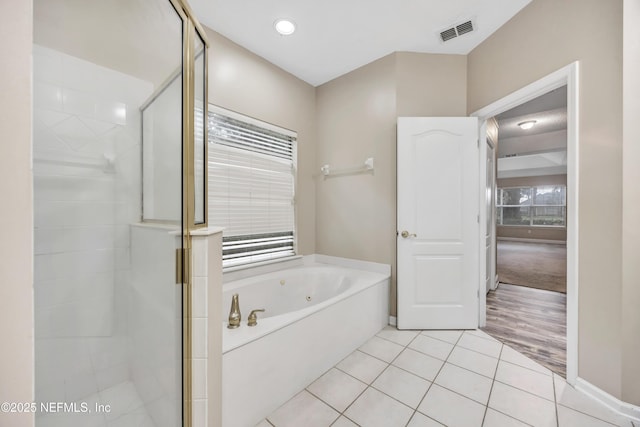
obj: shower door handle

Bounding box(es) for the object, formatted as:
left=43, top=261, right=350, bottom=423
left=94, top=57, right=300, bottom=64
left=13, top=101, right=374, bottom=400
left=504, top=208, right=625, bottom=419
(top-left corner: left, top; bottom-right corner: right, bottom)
left=175, top=247, right=190, bottom=284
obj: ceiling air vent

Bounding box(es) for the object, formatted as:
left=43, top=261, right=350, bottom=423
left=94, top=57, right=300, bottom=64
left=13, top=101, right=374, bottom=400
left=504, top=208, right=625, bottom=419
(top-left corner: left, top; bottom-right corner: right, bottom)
left=440, top=27, right=457, bottom=42
left=439, top=19, right=475, bottom=43
left=456, top=20, right=474, bottom=36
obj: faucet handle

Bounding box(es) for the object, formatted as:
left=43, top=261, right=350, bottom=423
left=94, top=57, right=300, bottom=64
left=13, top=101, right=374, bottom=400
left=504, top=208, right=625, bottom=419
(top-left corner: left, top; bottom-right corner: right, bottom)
left=247, top=309, right=265, bottom=327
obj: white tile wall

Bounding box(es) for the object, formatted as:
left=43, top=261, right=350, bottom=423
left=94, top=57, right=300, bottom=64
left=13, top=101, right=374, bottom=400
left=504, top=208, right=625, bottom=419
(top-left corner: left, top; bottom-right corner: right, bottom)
left=192, top=235, right=209, bottom=427
left=191, top=229, right=223, bottom=427
left=33, top=44, right=153, bottom=409
left=33, top=44, right=222, bottom=427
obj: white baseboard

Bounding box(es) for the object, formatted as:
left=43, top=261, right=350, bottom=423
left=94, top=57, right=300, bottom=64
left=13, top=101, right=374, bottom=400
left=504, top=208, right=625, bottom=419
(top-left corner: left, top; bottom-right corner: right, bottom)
left=497, top=237, right=566, bottom=245
left=389, top=316, right=397, bottom=326
left=492, top=274, right=499, bottom=291
left=575, top=377, right=640, bottom=423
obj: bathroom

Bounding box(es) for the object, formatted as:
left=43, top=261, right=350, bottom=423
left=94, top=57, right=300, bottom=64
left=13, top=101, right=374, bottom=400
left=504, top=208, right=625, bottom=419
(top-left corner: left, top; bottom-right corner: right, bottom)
left=2, top=0, right=640, bottom=426
left=30, top=0, right=387, bottom=425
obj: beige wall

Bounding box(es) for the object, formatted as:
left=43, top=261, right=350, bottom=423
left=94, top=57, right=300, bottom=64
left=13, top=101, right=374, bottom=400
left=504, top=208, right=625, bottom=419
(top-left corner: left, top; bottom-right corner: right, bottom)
left=497, top=174, right=568, bottom=242
left=33, top=0, right=183, bottom=86
left=468, top=0, right=624, bottom=398
left=316, top=52, right=467, bottom=317
left=0, top=1, right=34, bottom=427
left=316, top=53, right=397, bottom=311
left=621, top=0, right=640, bottom=406
left=396, top=52, right=467, bottom=116
left=205, top=28, right=317, bottom=255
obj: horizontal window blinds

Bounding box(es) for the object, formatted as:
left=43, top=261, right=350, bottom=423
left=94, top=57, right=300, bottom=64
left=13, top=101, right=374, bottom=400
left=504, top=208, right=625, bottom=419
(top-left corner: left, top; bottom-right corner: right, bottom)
left=208, top=111, right=296, bottom=268
left=209, top=113, right=294, bottom=160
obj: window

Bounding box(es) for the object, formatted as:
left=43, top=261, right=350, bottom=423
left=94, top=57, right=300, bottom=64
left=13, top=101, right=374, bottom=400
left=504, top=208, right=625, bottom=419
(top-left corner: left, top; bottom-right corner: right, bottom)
left=208, top=107, right=297, bottom=268
left=497, top=185, right=566, bottom=227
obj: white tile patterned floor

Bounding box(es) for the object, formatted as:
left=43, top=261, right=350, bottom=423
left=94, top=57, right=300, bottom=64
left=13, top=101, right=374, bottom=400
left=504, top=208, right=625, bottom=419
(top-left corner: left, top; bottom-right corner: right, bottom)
left=259, top=327, right=635, bottom=427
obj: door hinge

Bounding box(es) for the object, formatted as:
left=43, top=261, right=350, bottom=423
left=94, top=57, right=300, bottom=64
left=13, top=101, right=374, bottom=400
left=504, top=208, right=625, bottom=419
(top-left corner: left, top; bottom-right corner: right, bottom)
left=477, top=138, right=480, bottom=148
left=175, top=247, right=190, bottom=284
left=477, top=214, right=480, bottom=223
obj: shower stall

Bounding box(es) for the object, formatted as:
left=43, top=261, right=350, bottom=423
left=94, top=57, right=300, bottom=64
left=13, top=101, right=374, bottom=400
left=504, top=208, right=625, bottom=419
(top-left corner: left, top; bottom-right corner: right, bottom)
left=32, top=0, right=208, bottom=426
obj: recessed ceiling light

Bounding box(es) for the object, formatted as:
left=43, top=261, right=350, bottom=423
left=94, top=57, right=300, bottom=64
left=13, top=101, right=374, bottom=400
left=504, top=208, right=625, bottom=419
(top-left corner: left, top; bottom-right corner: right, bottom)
left=274, top=19, right=296, bottom=36
left=518, top=120, right=537, bottom=130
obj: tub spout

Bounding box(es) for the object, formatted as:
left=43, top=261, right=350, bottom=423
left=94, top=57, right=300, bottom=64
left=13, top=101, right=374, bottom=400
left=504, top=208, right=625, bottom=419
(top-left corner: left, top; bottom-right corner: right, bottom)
left=247, top=309, right=265, bottom=327
left=228, top=293, right=241, bottom=329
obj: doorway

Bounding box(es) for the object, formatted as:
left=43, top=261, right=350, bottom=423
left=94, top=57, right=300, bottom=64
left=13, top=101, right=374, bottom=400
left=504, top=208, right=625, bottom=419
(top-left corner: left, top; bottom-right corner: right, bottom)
left=486, top=87, right=569, bottom=376
left=473, top=63, right=579, bottom=384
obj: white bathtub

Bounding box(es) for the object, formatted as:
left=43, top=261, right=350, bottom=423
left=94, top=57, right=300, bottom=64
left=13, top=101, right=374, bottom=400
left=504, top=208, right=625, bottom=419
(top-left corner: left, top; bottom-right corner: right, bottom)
left=222, top=255, right=390, bottom=427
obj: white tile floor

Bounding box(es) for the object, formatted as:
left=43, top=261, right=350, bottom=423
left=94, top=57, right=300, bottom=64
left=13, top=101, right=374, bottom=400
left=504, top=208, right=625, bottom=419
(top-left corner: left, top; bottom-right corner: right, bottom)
left=260, top=327, right=635, bottom=427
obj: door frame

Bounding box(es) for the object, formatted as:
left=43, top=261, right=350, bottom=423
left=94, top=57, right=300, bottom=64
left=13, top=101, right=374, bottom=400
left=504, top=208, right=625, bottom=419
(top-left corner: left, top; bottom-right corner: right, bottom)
left=486, top=127, right=497, bottom=293
left=485, top=132, right=497, bottom=294
left=470, top=62, right=580, bottom=385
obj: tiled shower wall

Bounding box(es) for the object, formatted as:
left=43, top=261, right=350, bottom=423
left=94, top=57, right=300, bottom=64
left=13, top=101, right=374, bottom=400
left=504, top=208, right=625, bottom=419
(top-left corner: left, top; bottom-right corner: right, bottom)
left=33, top=45, right=152, bottom=404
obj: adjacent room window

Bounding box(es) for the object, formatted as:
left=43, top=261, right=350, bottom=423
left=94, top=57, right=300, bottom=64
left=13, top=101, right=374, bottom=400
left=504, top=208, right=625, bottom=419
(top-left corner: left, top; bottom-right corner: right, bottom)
left=497, top=185, right=566, bottom=227
left=208, top=107, right=297, bottom=268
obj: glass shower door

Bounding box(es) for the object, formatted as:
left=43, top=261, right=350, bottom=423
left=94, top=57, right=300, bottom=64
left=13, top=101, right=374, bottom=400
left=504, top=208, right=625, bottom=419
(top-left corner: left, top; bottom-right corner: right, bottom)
left=32, top=0, right=190, bottom=425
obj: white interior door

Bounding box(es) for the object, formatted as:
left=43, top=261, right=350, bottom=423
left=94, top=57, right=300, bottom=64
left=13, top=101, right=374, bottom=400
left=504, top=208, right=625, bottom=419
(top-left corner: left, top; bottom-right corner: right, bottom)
left=397, top=117, right=479, bottom=330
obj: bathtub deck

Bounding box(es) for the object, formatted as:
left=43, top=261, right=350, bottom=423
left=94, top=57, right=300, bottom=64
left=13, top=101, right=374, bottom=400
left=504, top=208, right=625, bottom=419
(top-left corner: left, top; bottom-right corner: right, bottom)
left=258, top=327, right=632, bottom=427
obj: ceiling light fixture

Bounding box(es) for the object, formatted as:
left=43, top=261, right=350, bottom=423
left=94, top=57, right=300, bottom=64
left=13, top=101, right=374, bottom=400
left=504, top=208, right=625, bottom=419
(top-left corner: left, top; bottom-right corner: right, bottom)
left=518, top=120, right=537, bottom=130
left=274, top=19, right=296, bottom=36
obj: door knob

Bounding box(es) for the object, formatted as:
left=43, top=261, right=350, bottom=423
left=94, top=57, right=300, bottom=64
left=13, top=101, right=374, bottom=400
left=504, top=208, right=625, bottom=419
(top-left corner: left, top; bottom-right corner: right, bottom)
left=400, top=230, right=417, bottom=238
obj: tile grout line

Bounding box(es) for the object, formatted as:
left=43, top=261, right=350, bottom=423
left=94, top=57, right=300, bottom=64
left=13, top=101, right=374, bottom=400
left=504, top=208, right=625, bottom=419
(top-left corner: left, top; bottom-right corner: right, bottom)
left=270, top=345, right=374, bottom=426
left=368, top=329, right=449, bottom=427
left=354, top=347, right=401, bottom=366
left=440, top=347, right=499, bottom=380
left=346, top=332, right=428, bottom=423
left=491, top=377, right=556, bottom=403
left=374, top=329, right=421, bottom=347
left=402, top=331, right=439, bottom=427
left=421, top=332, right=507, bottom=408
left=481, top=342, right=503, bottom=426
left=483, top=347, right=544, bottom=426
left=332, top=338, right=406, bottom=427
left=465, top=330, right=502, bottom=344
left=427, top=333, right=540, bottom=427
left=552, top=373, right=560, bottom=427
left=268, top=328, right=584, bottom=427
left=266, top=327, right=482, bottom=424
left=497, top=356, right=554, bottom=377
left=552, top=373, right=625, bottom=427
left=417, top=330, right=464, bottom=346
left=304, top=370, right=368, bottom=423
left=554, top=404, right=621, bottom=427
left=408, top=329, right=466, bottom=425
left=456, top=343, right=501, bottom=359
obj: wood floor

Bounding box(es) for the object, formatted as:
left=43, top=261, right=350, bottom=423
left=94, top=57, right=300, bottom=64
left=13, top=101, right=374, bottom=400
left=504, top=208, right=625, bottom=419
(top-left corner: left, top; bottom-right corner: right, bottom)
left=482, top=283, right=567, bottom=377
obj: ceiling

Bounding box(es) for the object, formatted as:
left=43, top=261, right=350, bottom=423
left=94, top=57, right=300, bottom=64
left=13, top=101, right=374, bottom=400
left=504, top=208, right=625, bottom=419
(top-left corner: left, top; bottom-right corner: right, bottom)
left=496, top=86, right=568, bottom=139
left=189, top=0, right=531, bottom=86
left=496, top=86, right=568, bottom=178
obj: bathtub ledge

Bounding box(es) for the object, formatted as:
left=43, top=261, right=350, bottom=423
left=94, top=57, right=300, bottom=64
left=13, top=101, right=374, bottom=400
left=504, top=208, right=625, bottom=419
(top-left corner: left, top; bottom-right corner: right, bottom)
left=306, top=254, right=391, bottom=275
